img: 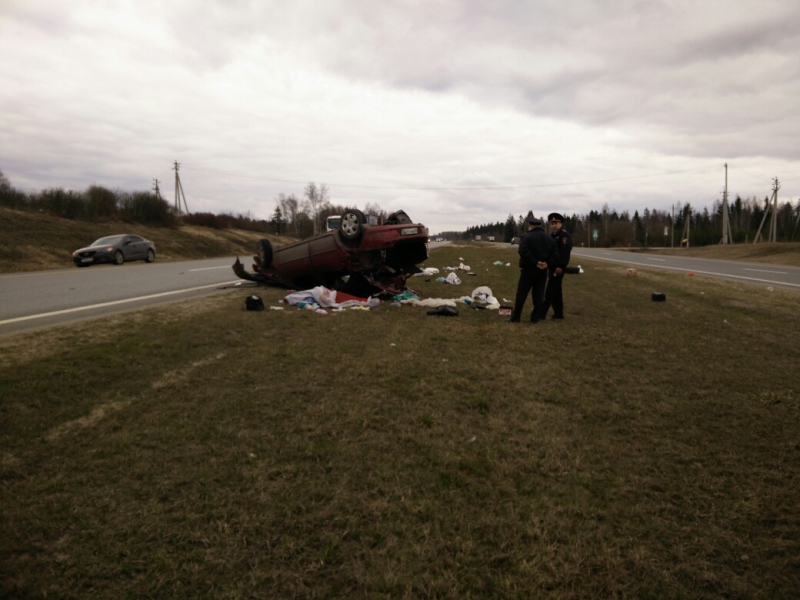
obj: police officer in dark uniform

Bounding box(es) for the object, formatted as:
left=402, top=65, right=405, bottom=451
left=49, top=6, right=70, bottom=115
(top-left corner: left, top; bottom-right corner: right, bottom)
left=541, top=212, right=572, bottom=319
left=508, top=216, right=559, bottom=323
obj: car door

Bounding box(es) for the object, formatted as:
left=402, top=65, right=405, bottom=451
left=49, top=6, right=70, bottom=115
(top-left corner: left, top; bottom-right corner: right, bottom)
left=129, top=235, right=146, bottom=259
left=121, top=236, right=138, bottom=259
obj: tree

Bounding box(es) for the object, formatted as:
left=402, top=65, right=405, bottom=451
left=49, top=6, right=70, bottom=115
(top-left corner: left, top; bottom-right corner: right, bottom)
left=277, top=193, right=300, bottom=234
left=503, top=214, right=516, bottom=242
left=304, top=182, right=329, bottom=235
left=271, top=203, right=284, bottom=234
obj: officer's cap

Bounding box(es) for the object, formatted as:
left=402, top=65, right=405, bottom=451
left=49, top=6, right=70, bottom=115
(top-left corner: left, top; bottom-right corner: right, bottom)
left=548, top=212, right=564, bottom=223
left=525, top=216, right=543, bottom=226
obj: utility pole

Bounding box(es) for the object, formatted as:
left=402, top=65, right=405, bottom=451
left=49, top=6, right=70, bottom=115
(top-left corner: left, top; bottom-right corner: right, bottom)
left=680, top=205, right=691, bottom=248
left=671, top=204, right=675, bottom=248
left=753, top=178, right=779, bottom=243
left=720, top=163, right=733, bottom=244
left=770, top=177, right=779, bottom=243
left=172, top=161, right=190, bottom=215
left=152, top=178, right=162, bottom=200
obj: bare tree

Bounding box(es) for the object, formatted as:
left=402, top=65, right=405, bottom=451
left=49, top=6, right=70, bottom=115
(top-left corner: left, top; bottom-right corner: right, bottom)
left=304, top=182, right=330, bottom=235
left=276, top=193, right=300, bottom=234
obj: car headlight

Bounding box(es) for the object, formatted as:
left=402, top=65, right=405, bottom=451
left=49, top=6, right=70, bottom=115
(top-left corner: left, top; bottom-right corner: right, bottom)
left=106, top=247, right=114, bottom=252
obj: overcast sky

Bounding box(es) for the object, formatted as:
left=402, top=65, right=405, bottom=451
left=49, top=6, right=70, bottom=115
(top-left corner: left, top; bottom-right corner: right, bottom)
left=2, top=0, right=799, bottom=232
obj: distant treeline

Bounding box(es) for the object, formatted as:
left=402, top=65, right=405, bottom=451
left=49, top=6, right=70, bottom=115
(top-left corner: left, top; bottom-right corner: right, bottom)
left=0, top=169, right=272, bottom=233
left=463, top=198, right=800, bottom=246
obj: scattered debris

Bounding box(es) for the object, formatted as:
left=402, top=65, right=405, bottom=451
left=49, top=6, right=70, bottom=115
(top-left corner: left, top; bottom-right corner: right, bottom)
left=445, top=272, right=462, bottom=285
left=392, top=291, right=420, bottom=302
left=689, top=272, right=695, bottom=277
left=627, top=268, right=638, bottom=277
left=244, top=295, right=265, bottom=311
left=767, top=286, right=774, bottom=292
left=651, top=292, right=666, bottom=302
left=269, top=306, right=284, bottom=310
left=284, top=286, right=379, bottom=309
left=493, top=260, right=504, bottom=265
left=499, top=306, right=512, bottom=316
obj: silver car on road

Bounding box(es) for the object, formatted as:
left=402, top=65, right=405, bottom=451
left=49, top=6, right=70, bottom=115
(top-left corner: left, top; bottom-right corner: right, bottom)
left=72, top=234, right=156, bottom=267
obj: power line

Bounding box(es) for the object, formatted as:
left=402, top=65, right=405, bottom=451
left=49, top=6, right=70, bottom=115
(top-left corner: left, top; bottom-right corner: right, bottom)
left=180, top=163, right=720, bottom=191
left=727, top=164, right=773, bottom=183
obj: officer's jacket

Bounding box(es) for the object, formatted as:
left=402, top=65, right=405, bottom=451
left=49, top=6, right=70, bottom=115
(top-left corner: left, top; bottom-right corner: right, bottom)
left=552, top=228, right=573, bottom=268
left=518, top=227, right=559, bottom=270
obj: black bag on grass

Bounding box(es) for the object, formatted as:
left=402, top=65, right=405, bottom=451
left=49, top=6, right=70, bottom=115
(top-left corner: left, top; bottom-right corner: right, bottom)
left=244, top=295, right=265, bottom=311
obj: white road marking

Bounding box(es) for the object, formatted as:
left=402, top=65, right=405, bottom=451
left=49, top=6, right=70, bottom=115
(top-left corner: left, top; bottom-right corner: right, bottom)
left=648, top=258, right=665, bottom=261
left=188, top=266, right=232, bottom=272
left=743, top=268, right=787, bottom=274
left=571, top=253, right=800, bottom=288
left=0, top=281, right=240, bottom=326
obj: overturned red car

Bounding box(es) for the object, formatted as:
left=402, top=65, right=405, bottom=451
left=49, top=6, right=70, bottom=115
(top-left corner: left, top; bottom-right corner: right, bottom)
left=233, top=209, right=429, bottom=295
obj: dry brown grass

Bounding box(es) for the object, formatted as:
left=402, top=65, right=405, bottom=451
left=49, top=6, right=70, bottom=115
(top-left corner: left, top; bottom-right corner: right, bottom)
left=0, top=206, right=294, bottom=273
left=632, top=241, right=800, bottom=266
left=1, top=244, right=799, bottom=598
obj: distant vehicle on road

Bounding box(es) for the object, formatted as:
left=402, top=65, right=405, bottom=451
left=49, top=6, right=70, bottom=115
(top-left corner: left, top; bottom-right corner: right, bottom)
left=487, top=236, right=495, bottom=241
left=73, top=234, right=156, bottom=267
left=510, top=237, right=521, bottom=245
left=325, top=215, right=341, bottom=232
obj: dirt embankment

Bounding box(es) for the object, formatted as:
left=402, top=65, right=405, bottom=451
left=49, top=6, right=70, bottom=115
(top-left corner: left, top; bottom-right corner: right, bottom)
left=0, top=206, right=296, bottom=273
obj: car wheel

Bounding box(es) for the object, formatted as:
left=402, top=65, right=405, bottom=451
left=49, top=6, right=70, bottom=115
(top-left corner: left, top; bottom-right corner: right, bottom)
left=257, top=238, right=273, bottom=268
left=114, top=250, right=124, bottom=265
left=145, top=249, right=155, bottom=263
left=340, top=209, right=365, bottom=240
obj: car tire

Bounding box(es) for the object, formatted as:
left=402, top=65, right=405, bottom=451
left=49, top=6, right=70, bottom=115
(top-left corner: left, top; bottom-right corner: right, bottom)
left=257, top=238, right=273, bottom=268
left=145, top=249, right=155, bottom=263
left=114, top=250, right=124, bottom=265
left=340, top=209, right=365, bottom=241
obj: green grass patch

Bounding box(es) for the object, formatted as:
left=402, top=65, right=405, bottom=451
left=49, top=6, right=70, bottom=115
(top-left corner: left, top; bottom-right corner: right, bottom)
left=1, top=243, right=799, bottom=598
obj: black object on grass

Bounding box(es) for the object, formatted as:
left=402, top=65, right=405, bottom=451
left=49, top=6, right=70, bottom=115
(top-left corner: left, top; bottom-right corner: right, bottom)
left=427, top=305, right=459, bottom=316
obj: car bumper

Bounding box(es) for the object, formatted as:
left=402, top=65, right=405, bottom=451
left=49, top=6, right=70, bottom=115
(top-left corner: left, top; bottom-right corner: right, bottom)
left=73, top=253, right=114, bottom=266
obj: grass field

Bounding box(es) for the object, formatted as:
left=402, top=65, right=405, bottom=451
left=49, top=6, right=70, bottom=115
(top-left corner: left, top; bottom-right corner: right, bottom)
left=0, top=206, right=293, bottom=273
left=632, top=241, right=800, bottom=267
left=1, top=243, right=799, bottom=598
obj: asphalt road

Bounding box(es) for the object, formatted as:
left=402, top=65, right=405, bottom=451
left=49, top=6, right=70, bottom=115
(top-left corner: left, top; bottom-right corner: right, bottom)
left=572, top=248, right=800, bottom=291
left=0, top=256, right=248, bottom=336
left=1, top=242, right=451, bottom=336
